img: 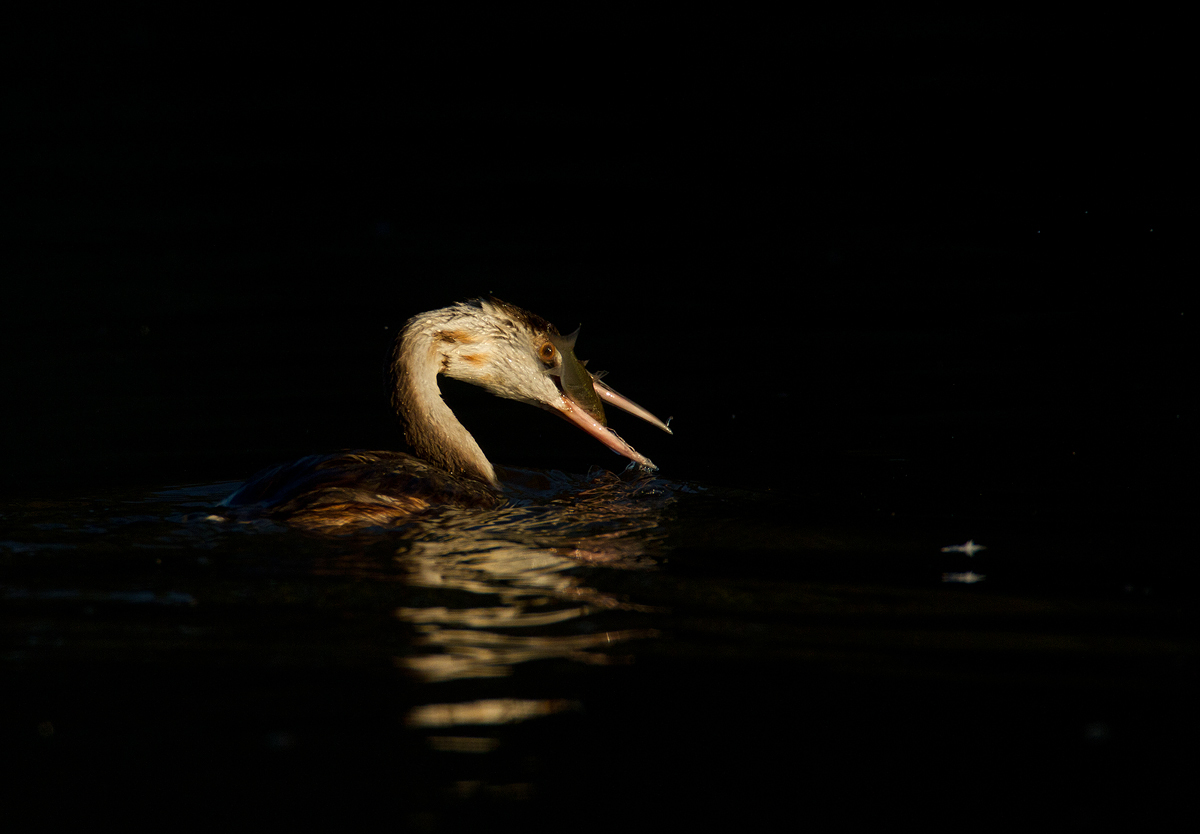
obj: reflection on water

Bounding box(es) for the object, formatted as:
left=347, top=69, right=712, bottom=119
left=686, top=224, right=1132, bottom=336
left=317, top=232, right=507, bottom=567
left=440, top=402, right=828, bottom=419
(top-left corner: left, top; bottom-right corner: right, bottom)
left=388, top=472, right=667, bottom=686
left=379, top=469, right=670, bottom=766
left=0, top=465, right=1193, bottom=825
left=1, top=466, right=686, bottom=821
left=392, top=469, right=667, bottom=685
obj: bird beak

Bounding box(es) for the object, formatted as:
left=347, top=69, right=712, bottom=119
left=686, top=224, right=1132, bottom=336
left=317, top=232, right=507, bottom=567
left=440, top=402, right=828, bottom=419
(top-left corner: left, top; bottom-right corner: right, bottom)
left=591, top=376, right=673, bottom=435
left=552, top=373, right=672, bottom=471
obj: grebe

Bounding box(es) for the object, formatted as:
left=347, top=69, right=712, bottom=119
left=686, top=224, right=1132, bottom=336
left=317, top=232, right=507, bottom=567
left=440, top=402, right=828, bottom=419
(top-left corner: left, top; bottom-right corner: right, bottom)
left=220, top=297, right=672, bottom=530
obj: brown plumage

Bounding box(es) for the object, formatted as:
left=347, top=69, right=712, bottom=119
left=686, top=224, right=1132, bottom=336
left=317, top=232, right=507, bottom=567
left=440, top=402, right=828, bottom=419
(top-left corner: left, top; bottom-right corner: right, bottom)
left=220, top=298, right=670, bottom=532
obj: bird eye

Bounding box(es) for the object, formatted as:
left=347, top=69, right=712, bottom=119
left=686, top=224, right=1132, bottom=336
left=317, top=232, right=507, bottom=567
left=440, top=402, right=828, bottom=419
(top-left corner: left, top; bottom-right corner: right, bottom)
left=539, top=342, right=556, bottom=364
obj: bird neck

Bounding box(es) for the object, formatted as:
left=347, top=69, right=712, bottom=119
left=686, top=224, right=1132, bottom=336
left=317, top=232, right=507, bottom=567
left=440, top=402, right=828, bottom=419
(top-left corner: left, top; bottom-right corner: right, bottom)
left=390, top=318, right=500, bottom=489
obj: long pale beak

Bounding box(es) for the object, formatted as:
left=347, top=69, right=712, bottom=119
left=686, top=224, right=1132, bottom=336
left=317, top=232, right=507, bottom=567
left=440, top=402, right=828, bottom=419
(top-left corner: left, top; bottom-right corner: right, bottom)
left=551, top=375, right=671, bottom=470
left=590, top=375, right=673, bottom=435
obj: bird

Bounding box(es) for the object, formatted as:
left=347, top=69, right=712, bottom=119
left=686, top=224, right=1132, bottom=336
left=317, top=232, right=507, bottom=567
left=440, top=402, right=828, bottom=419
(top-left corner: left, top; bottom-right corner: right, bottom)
left=219, top=297, right=672, bottom=531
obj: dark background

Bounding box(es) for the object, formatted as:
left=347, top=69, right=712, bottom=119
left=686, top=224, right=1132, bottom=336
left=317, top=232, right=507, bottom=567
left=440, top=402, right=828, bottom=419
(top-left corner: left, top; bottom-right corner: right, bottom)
left=2, top=10, right=1184, bottom=521
left=0, top=11, right=1191, bottom=828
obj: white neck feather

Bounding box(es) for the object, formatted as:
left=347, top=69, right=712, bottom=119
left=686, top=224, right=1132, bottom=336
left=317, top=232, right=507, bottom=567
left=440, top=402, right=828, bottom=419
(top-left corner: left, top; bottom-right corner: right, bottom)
left=391, top=308, right=501, bottom=488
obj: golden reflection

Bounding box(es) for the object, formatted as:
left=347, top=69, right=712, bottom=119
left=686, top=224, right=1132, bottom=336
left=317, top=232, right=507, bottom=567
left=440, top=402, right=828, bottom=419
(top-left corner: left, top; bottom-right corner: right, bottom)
left=406, top=698, right=579, bottom=727
left=398, top=626, right=659, bottom=682
left=394, top=535, right=661, bottom=682
left=398, top=604, right=587, bottom=628
left=390, top=474, right=674, bottom=684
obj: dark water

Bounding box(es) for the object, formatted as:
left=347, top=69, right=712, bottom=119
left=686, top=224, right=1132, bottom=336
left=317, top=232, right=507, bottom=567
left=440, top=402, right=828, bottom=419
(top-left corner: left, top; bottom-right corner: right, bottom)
left=3, top=453, right=1193, bottom=827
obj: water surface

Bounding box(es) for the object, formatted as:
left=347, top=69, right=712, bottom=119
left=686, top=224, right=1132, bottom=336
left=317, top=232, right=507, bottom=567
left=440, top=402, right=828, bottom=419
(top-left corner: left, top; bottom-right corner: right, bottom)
left=2, top=460, right=1191, bottom=826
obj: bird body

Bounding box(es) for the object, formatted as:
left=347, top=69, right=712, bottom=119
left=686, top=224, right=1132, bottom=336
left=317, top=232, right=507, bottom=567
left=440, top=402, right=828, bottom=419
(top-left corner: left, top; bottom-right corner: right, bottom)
left=221, top=297, right=670, bottom=531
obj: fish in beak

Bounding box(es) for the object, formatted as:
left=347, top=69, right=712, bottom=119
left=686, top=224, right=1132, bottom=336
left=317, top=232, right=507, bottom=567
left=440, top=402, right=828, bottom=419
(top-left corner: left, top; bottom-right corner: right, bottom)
left=546, top=327, right=672, bottom=470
